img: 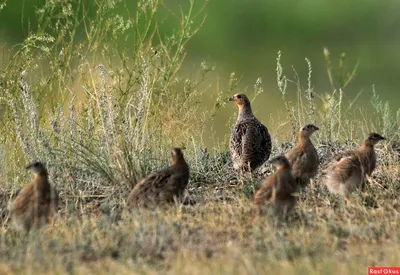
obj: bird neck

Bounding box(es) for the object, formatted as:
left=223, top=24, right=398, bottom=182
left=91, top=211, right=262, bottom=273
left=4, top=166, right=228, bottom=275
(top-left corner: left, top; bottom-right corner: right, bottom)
left=361, top=140, right=374, bottom=151
left=297, top=134, right=311, bottom=146
left=358, top=142, right=376, bottom=165
left=358, top=141, right=376, bottom=175
left=172, top=158, right=188, bottom=168
left=34, top=171, right=48, bottom=178
left=237, top=104, right=254, bottom=120
left=33, top=173, right=50, bottom=188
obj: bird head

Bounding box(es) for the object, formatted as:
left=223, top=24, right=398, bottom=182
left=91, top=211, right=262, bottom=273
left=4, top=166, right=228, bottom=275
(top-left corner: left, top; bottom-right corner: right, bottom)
left=228, top=93, right=250, bottom=109
left=171, top=148, right=185, bottom=164
left=269, top=155, right=290, bottom=170
left=365, top=133, right=386, bottom=146
left=26, top=162, right=47, bottom=175
left=300, top=124, right=319, bottom=138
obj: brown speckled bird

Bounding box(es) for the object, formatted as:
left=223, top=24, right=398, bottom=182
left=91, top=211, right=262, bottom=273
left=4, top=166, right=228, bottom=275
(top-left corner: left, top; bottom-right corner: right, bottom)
left=286, top=124, right=319, bottom=187
left=252, top=156, right=297, bottom=221
left=324, top=133, right=386, bottom=204
left=9, top=162, right=58, bottom=232
left=127, top=148, right=190, bottom=208
left=229, top=93, right=272, bottom=172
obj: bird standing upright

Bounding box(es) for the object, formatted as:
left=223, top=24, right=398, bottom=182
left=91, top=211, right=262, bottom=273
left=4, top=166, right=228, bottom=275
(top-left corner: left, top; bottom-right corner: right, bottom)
left=286, top=124, right=319, bottom=187
left=324, top=133, right=386, bottom=204
left=9, top=162, right=58, bottom=232
left=126, top=148, right=190, bottom=208
left=252, top=155, right=297, bottom=222
left=229, top=94, right=271, bottom=172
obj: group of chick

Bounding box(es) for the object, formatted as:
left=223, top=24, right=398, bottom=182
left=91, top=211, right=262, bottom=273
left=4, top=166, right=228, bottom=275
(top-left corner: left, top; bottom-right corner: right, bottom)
left=229, top=94, right=385, bottom=222
left=9, top=93, right=386, bottom=231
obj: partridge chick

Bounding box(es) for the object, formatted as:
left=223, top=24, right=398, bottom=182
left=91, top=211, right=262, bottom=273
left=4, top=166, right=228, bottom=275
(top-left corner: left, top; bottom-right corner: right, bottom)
left=286, top=124, right=319, bottom=187
left=252, top=156, right=297, bottom=220
left=9, top=162, right=57, bottom=232
left=324, top=133, right=386, bottom=203
left=127, top=148, right=190, bottom=208
left=229, top=94, right=272, bottom=172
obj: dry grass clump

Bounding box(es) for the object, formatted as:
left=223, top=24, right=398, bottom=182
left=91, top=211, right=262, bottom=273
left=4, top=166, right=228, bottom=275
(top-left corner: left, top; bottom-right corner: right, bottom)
left=0, top=141, right=398, bottom=274
left=0, top=184, right=399, bottom=274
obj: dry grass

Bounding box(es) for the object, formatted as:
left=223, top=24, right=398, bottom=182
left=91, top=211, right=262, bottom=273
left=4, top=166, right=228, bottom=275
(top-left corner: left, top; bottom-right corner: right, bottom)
left=0, top=142, right=399, bottom=274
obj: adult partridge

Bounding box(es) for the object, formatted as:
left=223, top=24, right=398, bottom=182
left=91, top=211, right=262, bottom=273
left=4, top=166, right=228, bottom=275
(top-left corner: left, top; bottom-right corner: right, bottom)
left=229, top=93, right=272, bottom=172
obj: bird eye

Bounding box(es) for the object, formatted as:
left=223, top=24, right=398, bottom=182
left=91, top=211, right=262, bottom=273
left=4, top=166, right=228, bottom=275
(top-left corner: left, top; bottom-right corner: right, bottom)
left=237, top=95, right=241, bottom=99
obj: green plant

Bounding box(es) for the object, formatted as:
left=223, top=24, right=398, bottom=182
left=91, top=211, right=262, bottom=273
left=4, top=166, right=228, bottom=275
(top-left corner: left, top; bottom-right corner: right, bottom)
left=0, top=0, right=213, bottom=211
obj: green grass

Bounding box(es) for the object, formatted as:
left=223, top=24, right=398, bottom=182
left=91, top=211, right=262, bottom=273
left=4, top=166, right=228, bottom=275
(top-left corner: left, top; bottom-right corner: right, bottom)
left=0, top=0, right=399, bottom=274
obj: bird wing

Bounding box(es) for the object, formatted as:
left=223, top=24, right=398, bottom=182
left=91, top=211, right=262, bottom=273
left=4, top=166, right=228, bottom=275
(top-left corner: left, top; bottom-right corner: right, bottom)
left=241, top=124, right=256, bottom=168
left=149, top=168, right=173, bottom=184
left=330, top=154, right=362, bottom=182
left=10, top=183, right=35, bottom=215
left=257, top=122, right=271, bottom=154
left=286, top=146, right=305, bottom=176
left=275, top=171, right=297, bottom=199
left=253, top=175, right=275, bottom=207
left=230, top=121, right=247, bottom=156
left=287, top=144, right=318, bottom=178
left=322, top=149, right=355, bottom=175
left=128, top=166, right=175, bottom=206
left=242, top=120, right=270, bottom=164
left=331, top=150, right=356, bottom=163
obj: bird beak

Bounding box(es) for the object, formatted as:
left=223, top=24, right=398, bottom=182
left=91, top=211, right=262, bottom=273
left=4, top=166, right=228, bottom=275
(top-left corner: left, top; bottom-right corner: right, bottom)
left=228, top=97, right=234, bottom=101
left=314, top=126, right=319, bottom=131
left=381, top=136, right=387, bottom=140
left=26, top=164, right=32, bottom=170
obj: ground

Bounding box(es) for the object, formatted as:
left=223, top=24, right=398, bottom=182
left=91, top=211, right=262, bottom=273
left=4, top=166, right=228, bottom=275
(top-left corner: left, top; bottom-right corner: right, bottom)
left=0, top=143, right=399, bottom=275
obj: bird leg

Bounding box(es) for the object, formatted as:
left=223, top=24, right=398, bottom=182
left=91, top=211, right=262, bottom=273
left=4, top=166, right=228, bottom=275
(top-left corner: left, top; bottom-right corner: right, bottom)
left=239, top=170, right=245, bottom=187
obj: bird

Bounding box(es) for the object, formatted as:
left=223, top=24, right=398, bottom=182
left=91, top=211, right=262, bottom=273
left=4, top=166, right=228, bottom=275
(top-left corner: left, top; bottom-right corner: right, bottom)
left=252, top=155, right=297, bottom=222
left=9, top=162, right=58, bottom=232
left=324, top=133, right=386, bottom=204
left=126, top=148, right=190, bottom=208
left=229, top=93, right=272, bottom=172
left=286, top=124, right=319, bottom=187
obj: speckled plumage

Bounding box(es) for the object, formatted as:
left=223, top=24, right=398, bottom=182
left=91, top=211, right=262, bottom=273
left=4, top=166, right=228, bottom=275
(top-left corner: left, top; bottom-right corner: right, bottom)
left=324, top=133, right=385, bottom=203
left=286, top=124, right=319, bottom=187
left=9, top=162, right=58, bottom=232
left=127, top=148, right=190, bottom=208
left=252, top=156, right=297, bottom=219
left=229, top=94, right=271, bottom=172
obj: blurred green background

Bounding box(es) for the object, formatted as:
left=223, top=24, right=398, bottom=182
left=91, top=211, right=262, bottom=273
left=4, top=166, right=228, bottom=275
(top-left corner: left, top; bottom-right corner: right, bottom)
left=1, top=0, right=399, bottom=140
